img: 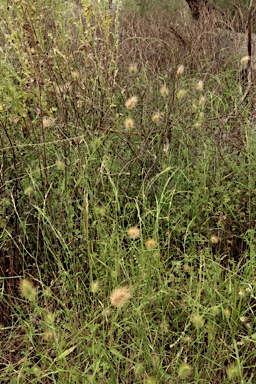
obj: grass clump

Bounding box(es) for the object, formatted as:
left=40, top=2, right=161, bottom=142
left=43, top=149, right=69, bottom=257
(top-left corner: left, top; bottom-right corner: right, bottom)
left=1, top=0, right=256, bottom=383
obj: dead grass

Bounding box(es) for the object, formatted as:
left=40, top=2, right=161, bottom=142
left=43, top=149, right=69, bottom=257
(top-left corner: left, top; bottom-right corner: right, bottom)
left=118, top=7, right=187, bottom=76
left=118, top=3, right=255, bottom=76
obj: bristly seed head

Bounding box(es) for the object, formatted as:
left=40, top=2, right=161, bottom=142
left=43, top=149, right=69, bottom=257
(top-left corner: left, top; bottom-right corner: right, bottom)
left=191, top=313, right=205, bottom=329
left=226, top=364, right=240, bottom=379
left=42, top=117, right=53, bottom=128
left=160, top=85, right=169, bottom=97
left=43, top=330, right=56, bottom=341
left=45, top=312, right=55, bottom=326
left=211, top=306, right=220, bottom=316
left=210, top=235, right=219, bottom=244
left=177, top=64, right=185, bottom=75
left=125, top=96, right=138, bottom=109
left=199, top=96, right=206, bottom=106
left=71, top=71, right=79, bottom=80
left=196, top=80, right=204, bottom=91
left=177, top=89, right=186, bottom=100
left=224, top=307, right=231, bottom=319
left=110, top=286, right=132, bottom=308
left=127, top=226, right=140, bottom=239
left=91, top=280, right=100, bottom=293
left=152, top=112, right=162, bottom=123
left=241, top=55, right=250, bottom=65
left=145, top=238, right=157, bottom=250
left=124, top=117, right=135, bottom=131
left=19, top=279, right=36, bottom=302
left=56, top=159, right=65, bottom=170
left=178, top=362, right=192, bottom=378
left=24, top=186, right=33, bottom=195
left=128, top=63, right=138, bottom=75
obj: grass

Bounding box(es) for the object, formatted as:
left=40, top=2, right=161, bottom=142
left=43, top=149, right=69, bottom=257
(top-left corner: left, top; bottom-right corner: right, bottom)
left=1, top=0, right=256, bottom=383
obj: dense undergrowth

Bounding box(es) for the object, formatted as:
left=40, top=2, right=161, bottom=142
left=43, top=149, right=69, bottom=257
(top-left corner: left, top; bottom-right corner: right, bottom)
left=1, top=0, right=256, bottom=383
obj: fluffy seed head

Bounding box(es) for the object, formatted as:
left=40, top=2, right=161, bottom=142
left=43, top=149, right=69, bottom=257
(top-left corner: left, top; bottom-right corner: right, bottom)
left=241, top=55, right=250, bottom=65
left=127, top=226, right=140, bottom=240
left=191, top=313, right=205, bottom=329
left=211, top=306, right=220, bottom=316
left=246, top=322, right=251, bottom=329
left=199, top=96, right=206, bottom=106
left=20, top=279, right=36, bottom=302
left=145, top=238, right=157, bottom=250
left=152, top=112, right=161, bottom=123
left=160, top=320, right=169, bottom=333
left=194, top=122, right=201, bottom=129
left=183, top=336, right=193, bottom=343
left=199, top=112, right=204, bottom=121
left=71, top=71, right=79, bottom=80
left=210, top=235, right=219, bottom=244
left=227, top=364, right=239, bottom=379
left=163, top=138, right=169, bottom=156
left=42, top=117, right=53, bottom=128
left=183, top=264, right=191, bottom=273
left=177, top=64, right=185, bottom=75
left=24, top=186, right=33, bottom=195
left=124, top=117, right=134, bottom=131
left=196, top=80, right=204, bottom=91
left=110, top=286, right=132, bottom=308
left=177, top=89, right=186, bottom=100
left=238, top=290, right=246, bottom=298
left=125, top=96, right=138, bottom=110
left=128, top=63, right=138, bottom=74
left=91, top=280, right=100, bottom=293
left=45, top=312, right=55, bottom=326
left=178, top=363, right=192, bottom=378
left=160, top=85, right=169, bottom=97
left=224, top=307, right=231, bottom=319
left=43, top=330, right=55, bottom=341
left=56, top=159, right=65, bottom=170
